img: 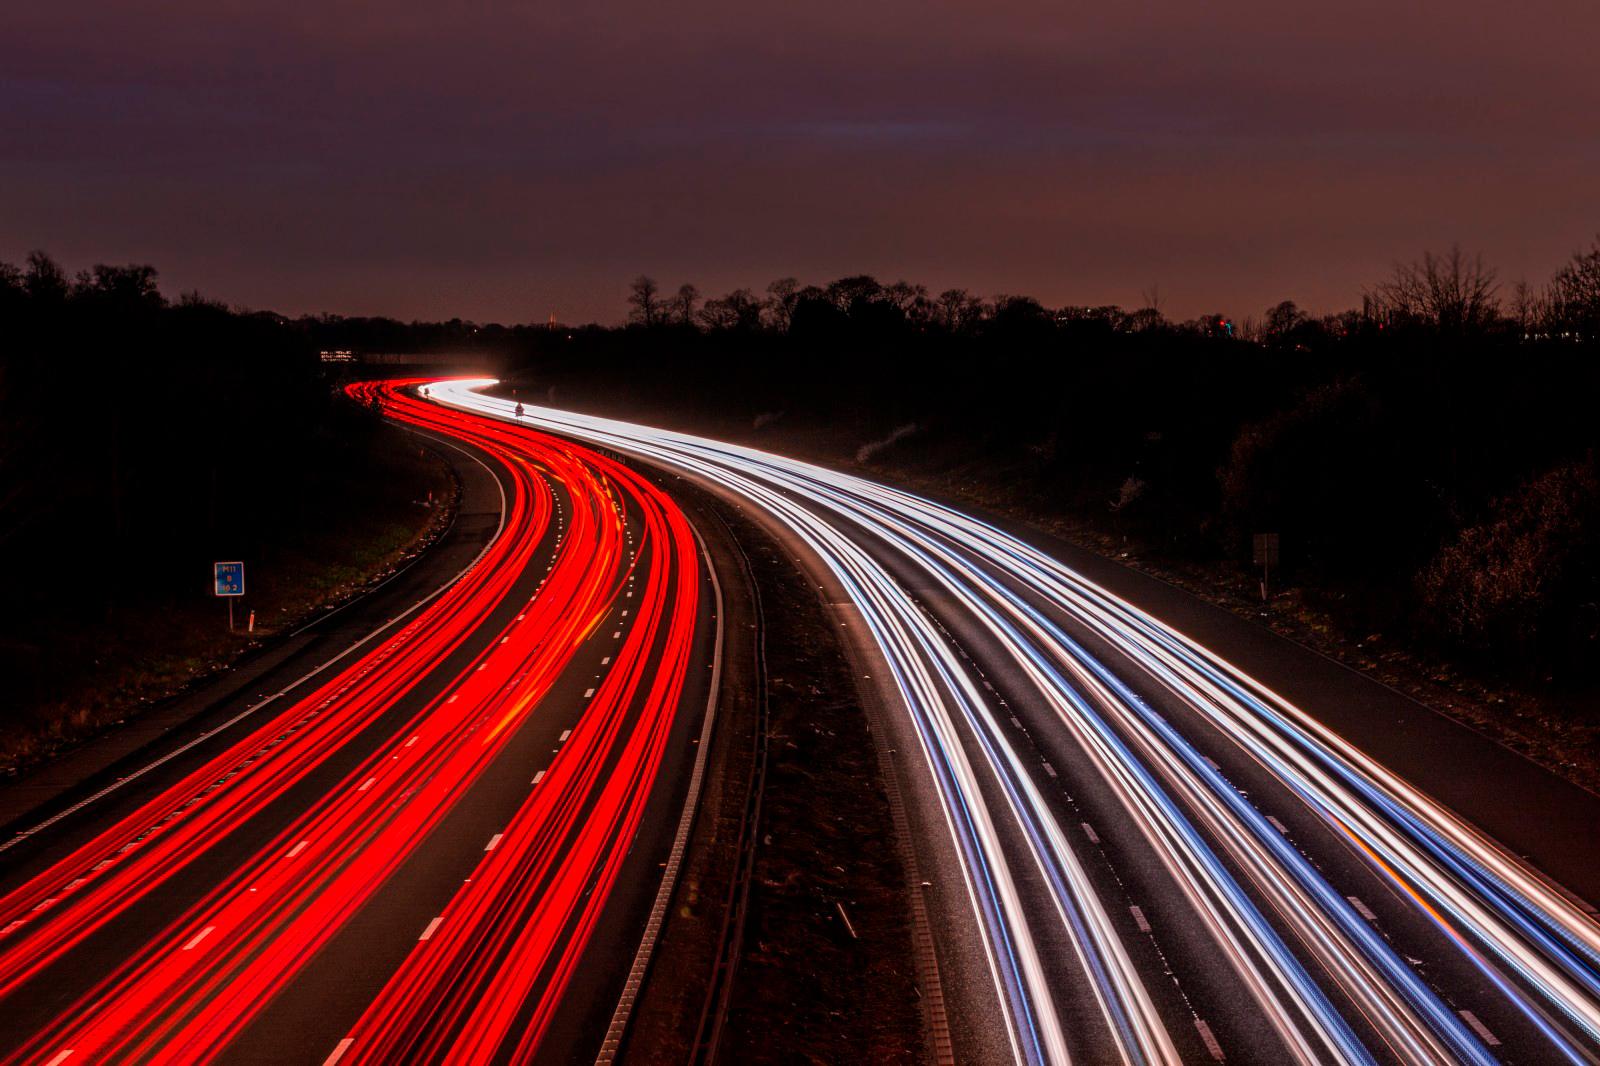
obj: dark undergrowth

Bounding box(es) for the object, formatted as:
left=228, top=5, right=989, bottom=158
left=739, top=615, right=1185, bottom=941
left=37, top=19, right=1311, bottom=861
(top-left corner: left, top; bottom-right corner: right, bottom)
left=0, top=425, right=454, bottom=776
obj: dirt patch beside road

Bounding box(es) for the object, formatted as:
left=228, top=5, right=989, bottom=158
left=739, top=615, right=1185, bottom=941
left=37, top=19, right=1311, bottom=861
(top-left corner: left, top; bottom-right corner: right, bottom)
left=622, top=490, right=926, bottom=1065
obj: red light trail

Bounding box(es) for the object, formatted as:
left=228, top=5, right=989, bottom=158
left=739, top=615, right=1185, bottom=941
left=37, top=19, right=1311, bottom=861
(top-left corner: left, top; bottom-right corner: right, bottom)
left=0, top=380, right=705, bottom=1065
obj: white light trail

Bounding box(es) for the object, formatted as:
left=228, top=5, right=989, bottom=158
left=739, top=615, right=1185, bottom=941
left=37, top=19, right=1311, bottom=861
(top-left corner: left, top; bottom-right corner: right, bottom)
left=430, top=380, right=1600, bottom=1066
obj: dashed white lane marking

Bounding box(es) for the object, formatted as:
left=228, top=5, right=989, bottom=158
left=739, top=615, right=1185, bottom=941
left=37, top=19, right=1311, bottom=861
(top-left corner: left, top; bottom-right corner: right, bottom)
left=584, top=688, right=595, bottom=698
left=1194, top=1018, right=1225, bottom=1060
left=182, top=926, right=216, bottom=951
left=1010, top=716, right=1022, bottom=729
left=419, top=917, right=444, bottom=941
left=485, top=833, right=503, bottom=851
left=1459, top=1010, right=1500, bottom=1046
left=447, top=694, right=459, bottom=703
left=406, top=735, right=419, bottom=747
left=287, top=841, right=309, bottom=859
left=532, top=769, right=546, bottom=784
left=358, top=778, right=376, bottom=792
left=1202, top=756, right=1221, bottom=770
left=1347, top=896, right=1378, bottom=921
left=558, top=729, right=571, bottom=742
left=44, top=1052, right=74, bottom=1066
left=1266, top=816, right=1289, bottom=833
left=322, top=1037, right=355, bottom=1066
left=1081, top=823, right=1100, bottom=844
left=1130, top=905, right=1151, bottom=933
left=1041, top=761, right=1057, bottom=778
left=612, top=631, right=622, bottom=639
left=601, top=656, right=611, bottom=665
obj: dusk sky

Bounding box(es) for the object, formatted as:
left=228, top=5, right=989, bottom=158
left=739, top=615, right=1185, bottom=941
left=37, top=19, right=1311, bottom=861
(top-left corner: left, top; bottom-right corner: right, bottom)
left=4, top=0, right=1597, bottom=326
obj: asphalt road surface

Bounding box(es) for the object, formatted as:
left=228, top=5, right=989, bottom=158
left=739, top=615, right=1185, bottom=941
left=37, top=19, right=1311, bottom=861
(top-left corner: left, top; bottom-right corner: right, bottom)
left=0, top=383, right=718, bottom=1066
left=432, top=380, right=1600, bottom=1066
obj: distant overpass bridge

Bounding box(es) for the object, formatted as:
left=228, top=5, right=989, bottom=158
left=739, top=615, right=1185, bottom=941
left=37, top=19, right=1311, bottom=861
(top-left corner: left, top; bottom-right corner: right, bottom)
left=323, top=350, right=504, bottom=374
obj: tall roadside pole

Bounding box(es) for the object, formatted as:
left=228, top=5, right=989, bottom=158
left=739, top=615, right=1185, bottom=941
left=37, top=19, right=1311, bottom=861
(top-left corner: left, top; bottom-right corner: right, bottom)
left=214, top=561, right=245, bottom=629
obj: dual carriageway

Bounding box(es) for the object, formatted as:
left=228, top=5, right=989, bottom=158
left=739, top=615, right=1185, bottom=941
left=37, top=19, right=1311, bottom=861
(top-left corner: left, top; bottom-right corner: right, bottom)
left=1, top=378, right=1597, bottom=1065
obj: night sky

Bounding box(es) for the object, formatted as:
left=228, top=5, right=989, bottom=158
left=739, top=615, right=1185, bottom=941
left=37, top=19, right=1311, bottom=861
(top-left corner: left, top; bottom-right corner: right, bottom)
left=4, top=0, right=1596, bottom=325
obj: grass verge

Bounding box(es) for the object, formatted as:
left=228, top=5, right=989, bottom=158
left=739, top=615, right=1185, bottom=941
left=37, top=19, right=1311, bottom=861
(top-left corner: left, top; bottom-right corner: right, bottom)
left=0, top=424, right=456, bottom=777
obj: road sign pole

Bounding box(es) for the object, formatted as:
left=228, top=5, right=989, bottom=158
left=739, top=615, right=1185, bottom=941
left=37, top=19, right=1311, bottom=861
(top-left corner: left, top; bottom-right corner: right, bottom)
left=214, top=561, right=245, bottom=630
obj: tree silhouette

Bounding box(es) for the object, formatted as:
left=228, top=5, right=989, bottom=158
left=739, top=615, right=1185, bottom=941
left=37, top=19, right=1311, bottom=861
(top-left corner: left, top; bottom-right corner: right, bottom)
left=1366, top=246, right=1500, bottom=333
left=627, top=275, right=663, bottom=327
left=765, top=277, right=799, bottom=331
left=697, top=288, right=763, bottom=331
left=1549, top=235, right=1600, bottom=337
left=670, top=283, right=700, bottom=328
left=1265, top=300, right=1306, bottom=339
left=934, top=288, right=984, bottom=334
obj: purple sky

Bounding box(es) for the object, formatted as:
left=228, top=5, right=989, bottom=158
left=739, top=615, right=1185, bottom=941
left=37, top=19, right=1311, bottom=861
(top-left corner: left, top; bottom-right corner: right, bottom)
left=4, top=0, right=1597, bottom=326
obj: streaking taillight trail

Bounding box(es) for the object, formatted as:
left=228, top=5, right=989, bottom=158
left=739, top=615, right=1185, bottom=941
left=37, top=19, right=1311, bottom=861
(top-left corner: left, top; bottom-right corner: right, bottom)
left=0, top=380, right=704, bottom=1066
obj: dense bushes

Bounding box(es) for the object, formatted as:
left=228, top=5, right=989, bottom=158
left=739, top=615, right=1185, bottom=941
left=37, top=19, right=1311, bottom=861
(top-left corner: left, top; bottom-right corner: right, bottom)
left=1419, top=456, right=1600, bottom=678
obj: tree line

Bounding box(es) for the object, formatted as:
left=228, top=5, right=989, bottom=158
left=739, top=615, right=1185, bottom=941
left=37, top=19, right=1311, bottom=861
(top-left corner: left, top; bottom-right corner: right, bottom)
left=544, top=239, right=1599, bottom=687
left=5, top=236, right=1596, bottom=694
left=621, top=238, right=1600, bottom=342
left=0, top=253, right=361, bottom=597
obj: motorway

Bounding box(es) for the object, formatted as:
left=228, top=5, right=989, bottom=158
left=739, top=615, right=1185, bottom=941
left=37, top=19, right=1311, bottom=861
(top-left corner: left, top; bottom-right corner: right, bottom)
left=0, top=384, right=718, bottom=1065
left=430, top=379, right=1600, bottom=1066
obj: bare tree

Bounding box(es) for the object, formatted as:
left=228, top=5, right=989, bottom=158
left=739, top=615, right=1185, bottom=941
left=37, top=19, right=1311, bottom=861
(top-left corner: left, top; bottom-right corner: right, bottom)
left=670, top=283, right=700, bottom=328
left=1140, top=284, right=1165, bottom=315
left=881, top=280, right=928, bottom=316
left=935, top=288, right=985, bottom=334
left=825, top=274, right=882, bottom=312
left=24, top=251, right=69, bottom=303
left=627, top=275, right=663, bottom=327
left=1366, top=246, right=1500, bottom=333
left=765, top=277, right=799, bottom=331
left=698, top=288, right=764, bottom=331
left=1124, top=306, right=1166, bottom=332
left=80, top=263, right=163, bottom=305
left=1509, top=279, right=1549, bottom=334
left=1548, top=234, right=1600, bottom=336
left=1265, top=299, right=1306, bottom=339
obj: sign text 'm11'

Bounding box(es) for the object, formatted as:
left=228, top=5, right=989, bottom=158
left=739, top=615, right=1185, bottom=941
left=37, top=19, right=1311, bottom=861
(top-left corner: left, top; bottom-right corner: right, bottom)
left=214, top=562, right=245, bottom=597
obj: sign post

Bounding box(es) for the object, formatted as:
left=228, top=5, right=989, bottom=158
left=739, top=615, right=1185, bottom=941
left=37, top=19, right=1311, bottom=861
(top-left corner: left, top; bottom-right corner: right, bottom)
left=1252, top=534, right=1279, bottom=602
left=214, top=561, right=245, bottom=629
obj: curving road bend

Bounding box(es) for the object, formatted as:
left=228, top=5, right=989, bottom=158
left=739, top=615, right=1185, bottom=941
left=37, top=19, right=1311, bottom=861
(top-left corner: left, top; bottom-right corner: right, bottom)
left=0, top=382, right=717, bottom=1065
left=430, top=378, right=1600, bottom=1066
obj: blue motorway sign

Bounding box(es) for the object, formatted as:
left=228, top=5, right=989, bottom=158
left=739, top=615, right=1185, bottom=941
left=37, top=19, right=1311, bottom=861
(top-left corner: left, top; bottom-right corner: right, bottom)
left=214, top=561, right=245, bottom=597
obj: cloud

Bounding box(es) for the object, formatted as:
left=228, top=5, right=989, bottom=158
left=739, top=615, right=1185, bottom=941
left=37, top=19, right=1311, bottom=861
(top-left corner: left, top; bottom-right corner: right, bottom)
left=4, top=0, right=1596, bottom=323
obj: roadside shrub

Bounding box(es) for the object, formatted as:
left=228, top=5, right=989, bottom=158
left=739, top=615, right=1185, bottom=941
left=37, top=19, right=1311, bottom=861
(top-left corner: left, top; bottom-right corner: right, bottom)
left=1418, top=454, right=1600, bottom=680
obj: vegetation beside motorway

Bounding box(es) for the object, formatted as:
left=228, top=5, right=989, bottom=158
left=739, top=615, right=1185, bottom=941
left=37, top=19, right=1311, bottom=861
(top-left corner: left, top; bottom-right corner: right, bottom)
left=0, top=255, right=452, bottom=774
left=498, top=246, right=1600, bottom=786
left=8, top=236, right=1597, bottom=785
